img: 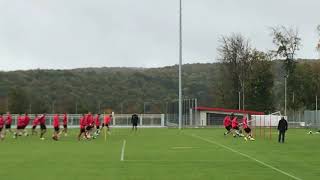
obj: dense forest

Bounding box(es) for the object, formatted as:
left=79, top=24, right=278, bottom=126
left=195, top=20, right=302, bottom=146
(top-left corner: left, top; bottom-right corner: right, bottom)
left=0, top=59, right=319, bottom=114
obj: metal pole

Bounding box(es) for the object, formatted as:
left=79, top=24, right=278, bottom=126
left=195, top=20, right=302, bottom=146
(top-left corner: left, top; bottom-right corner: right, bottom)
left=285, top=76, right=287, bottom=116
left=316, top=96, right=318, bottom=128
left=242, top=84, right=245, bottom=110
left=76, top=102, right=78, bottom=114
left=178, top=0, right=182, bottom=129
left=238, top=91, right=241, bottom=110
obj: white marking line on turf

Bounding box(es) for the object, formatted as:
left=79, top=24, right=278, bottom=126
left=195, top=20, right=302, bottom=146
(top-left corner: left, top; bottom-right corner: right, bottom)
left=171, top=147, right=200, bottom=149
left=191, top=134, right=303, bottom=180
left=120, top=139, right=126, bottom=161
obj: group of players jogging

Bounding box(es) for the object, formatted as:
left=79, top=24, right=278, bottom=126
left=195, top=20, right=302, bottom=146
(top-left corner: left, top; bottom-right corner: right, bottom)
left=0, top=112, right=113, bottom=141
left=223, top=113, right=255, bottom=141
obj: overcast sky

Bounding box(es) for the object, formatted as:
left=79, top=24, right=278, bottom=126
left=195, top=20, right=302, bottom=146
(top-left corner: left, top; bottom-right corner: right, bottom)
left=0, top=0, right=319, bottom=71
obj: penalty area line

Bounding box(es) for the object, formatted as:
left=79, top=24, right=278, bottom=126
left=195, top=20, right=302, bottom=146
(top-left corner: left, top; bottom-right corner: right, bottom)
left=120, top=139, right=126, bottom=161
left=191, top=134, right=302, bottom=180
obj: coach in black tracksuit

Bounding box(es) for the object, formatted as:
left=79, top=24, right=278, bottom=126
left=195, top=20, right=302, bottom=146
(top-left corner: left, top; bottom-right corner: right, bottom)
left=131, top=113, right=139, bottom=131
left=278, top=117, right=288, bottom=143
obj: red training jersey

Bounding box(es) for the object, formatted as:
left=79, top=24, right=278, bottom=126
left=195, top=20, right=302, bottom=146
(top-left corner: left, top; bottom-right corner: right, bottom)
left=223, top=116, right=232, bottom=127
left=17, top=116, right=24, bottom=127
left=23, top=115, right=31, bottom=127
left=63, top=113, right=68, bottom=126
left=0, top=115, right=4, bottom=127
left=32, top=116, right=39, bottom=126
left=53, top=114, right=60, bottom=128
left=6, top=114, right=12, bottom=125
left=86, top=114, right=94, bottom=126
left=95, top=115, right=100, bottom=126
left=80, top=116, right=87, bottom=129
left=242, top=117, right=249, bottom=129
left=104, top=115, right=111, bottom=124
left=39, top=115, right=46, bottom=125
left=231, top=117, right=238, bottom=128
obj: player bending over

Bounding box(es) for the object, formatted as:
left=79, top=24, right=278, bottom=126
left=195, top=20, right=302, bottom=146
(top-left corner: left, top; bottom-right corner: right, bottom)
left=242, top=116, right=255, bottom=141
left=78, top=114, right=88, bottom=140
left=39, top=114, right=47, bottom=140
left=223, top=114, right=232, bottom=136
left=52, top=114, right=60, bottom=141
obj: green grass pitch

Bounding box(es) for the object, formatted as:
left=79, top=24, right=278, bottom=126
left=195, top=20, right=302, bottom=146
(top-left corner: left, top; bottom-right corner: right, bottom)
left=0, top=128, right=319, bottom=180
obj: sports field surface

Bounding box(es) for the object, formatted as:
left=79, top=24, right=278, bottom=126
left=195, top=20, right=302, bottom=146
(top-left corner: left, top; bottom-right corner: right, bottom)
left=0, top=128, right=319, bottom=180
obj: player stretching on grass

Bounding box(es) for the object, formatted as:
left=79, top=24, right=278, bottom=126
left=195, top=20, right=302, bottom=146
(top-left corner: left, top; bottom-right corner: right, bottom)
left=52, top=114, right=60, bottom=141
left=0, top=114, right=5, bottom=140
left=78, top=114, right=88, bottom=140
left=223, top=114, right=232, bottom=136
left=242, top=116, right=255, bottom=141
left=5, top=112, right=12, bottom=134
left=31, top=114, right=39, bottom=135
left=39, top=114, right=47, bottom=140
left=61, top=113, right=68, bottom=136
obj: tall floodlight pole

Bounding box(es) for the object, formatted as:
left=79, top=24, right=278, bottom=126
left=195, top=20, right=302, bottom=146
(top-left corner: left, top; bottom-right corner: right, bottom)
left=178, top=0, right=182, bottom=129
left=284, top=75, right=287, bottom=116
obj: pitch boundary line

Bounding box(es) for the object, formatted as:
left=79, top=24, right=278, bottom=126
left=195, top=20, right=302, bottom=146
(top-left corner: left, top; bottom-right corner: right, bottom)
left=120, top=139, right=126, bottom=161
left=191, top=134, right=302, bottom=180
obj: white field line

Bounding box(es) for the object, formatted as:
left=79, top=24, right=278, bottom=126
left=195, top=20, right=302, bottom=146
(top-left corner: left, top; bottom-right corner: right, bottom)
left=191, top=134, right=302, bottom=180
left=171, top=147, right=200, bottom=149
left=120, top=140, right=126, bottom=161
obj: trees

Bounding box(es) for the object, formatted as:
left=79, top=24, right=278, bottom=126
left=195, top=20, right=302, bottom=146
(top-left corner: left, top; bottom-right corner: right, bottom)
left=8, top=87, right=29, bottom=114
left=270, top=26, right=301, bottom=75
left=217, top=34, right=251, bottom=109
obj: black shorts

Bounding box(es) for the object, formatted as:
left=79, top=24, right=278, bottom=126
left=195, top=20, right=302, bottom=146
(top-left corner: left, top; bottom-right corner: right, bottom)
left=232, top=126, right=239, bottom=130
left=80, top=128, right=86, bottom=133
left=244, top=127, right=251, bottom=133
left=40, top=124, right=47, bottom=130
left=63, top=125, right=67, bottom=129
left=54, top=127, right=60, bottom=132
left=225, top=125, right=232, bottom=131
left=86, top=126, right=93, bottom=131
left=0, top=127, right=3, bottom=131
left=32, top=125, right=37, bottom=129
left=5, top=124, right=11, bottom=129
left=132, top=123, right=138, bottom=127
left=96, top=126, right=100, bottom=129
left=17, top=126, right=24, bottom=130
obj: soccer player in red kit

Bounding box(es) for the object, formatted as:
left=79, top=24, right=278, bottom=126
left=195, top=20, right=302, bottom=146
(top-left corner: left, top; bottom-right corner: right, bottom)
left=22, top=113, right=31, bottom=136
left=242, top=116, right=255, bottom=141
left=61, top=113, right=68, bottom=136
left=223, top=114, right=232, bottom=136
left=39, top=114, right=47, bottom=140
left=14, top=114, right=24, bottom=138
left=85, top=112, right=94, bottom=138
left=94, top=114, right=101, bottom=135
left=78, top=114, right=88, bottom=140
left=52, top=114, right=60, bottom=141
left=5, top=112, right=12, bottom=133
left=0, top=114, right=4, bottom=140
left=231, top=114, right=241, bottom=137
left=31, top=114, right=40, bottom=135
left=102, top=114, right=112, bottom=132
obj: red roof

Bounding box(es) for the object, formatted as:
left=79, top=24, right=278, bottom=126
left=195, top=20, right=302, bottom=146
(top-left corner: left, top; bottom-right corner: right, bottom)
left=195, top=107, right=264, bottom=115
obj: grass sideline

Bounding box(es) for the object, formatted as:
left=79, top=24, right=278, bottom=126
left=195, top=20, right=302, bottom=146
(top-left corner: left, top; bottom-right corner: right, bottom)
left=0, top=128, right=319, bottom=180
